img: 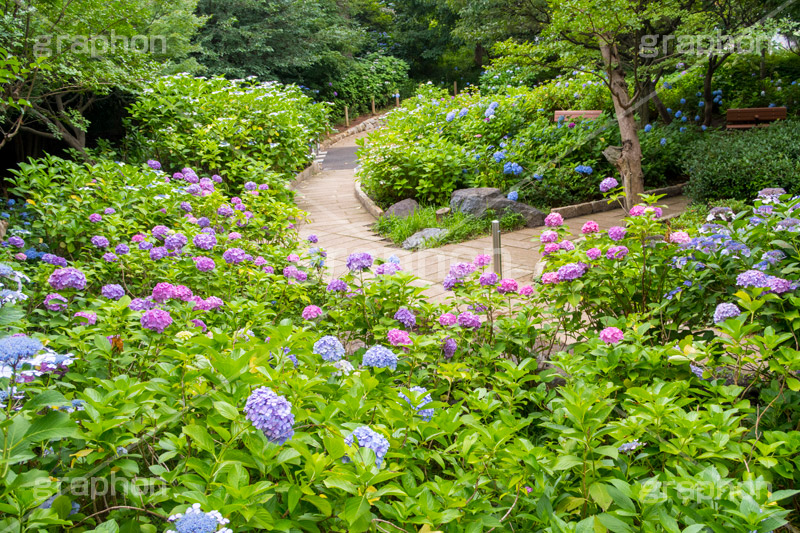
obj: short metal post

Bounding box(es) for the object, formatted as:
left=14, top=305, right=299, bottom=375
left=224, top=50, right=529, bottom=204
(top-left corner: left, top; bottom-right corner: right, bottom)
left=492, top=220, right=502, bottom=278
left=345, top=106, right=349, bottom=127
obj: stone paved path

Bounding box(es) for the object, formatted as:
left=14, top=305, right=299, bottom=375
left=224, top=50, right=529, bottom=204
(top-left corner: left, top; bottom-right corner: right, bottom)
left=294, top=132, right=690, bottom=301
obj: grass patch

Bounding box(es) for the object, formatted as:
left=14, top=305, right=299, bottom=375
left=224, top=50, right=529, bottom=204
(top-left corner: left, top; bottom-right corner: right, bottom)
left=669, top=198, right=749, bottom=230
left=374, top=206, right=526, bottom=248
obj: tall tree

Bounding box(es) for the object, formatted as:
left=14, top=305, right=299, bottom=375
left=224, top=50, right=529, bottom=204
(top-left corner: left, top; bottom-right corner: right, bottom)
left=1, top=0, right=203, bottom=156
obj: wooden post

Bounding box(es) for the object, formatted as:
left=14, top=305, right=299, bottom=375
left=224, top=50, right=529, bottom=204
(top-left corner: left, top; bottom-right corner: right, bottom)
left=345, top=106, right=349, bottom=127
left=454, top=81, right=458, bottom=96
left=395, top=94, right=400, bottom=107
left=371, top=97, right=376, bottom=115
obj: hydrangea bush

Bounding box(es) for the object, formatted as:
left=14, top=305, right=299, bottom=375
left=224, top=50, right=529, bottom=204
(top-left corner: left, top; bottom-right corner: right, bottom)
left=2, top=99, right=800, bottom=533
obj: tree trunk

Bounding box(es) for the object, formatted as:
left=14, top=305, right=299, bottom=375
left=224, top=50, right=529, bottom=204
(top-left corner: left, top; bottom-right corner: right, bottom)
left=653, top=91, right=672, bottom=124
left=636, top=80, right=651, bottom=128
left=600, top=40, right=644, bottom=210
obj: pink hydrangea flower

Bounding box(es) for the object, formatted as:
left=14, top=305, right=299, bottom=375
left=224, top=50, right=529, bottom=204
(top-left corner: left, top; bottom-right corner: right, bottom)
left=287, top=254, right=300, bottom=263
left=544, top=212, right=564, bottom=227
left=497, top=279, right=518, bottom=294
left=543, top=243, right=560, bottom=256
left=141, top=309, right=172, bottom=333
left=629, top=205, right=646, bottom=216
left=438, top=313, right=457, bottom=326
left=599, top=327, right=624, bottom=344
left=540, top=231, right=559, bottom=243
left=541, top=272, right=559, bottom=284
left=560, top=241, right=575, bottom=251
left=519, top=285, right=534, bottom=296
left=473, top=254, right=492, bottom=267
left=388, top=328, right=412, bottom=346
left=581, top=220, right=599, bottom=234
left=74, top=311, right=97, bottom=325
left=669, top=231, right=690, bottom=244
left=302, top=305, right=322, bottom=320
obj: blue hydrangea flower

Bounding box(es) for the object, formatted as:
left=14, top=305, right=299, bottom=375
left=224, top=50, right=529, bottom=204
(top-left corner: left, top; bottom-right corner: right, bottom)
left=660, top=138, right=667, bottom=146
left=398, top=386, right=434, bottom=421
left=618, top=439, right=644, bottom=454
left=362, top=345, right=397, bottom=370
left=344, top=426, right=390, bottom=467
left=0, top=335, right=43, bottom=367
left=644, top=124, right=652, bottom=132
left=244, top=387, right=295, bottom=445
left=313, top=335, right=345, bottom=362
left=446, top=110, right=457, bottom=122
left=503, top=162, right=522, bottom=175
left=167, top=503, right=231, bottom=533
left=507, top=190, right=519, bottom=201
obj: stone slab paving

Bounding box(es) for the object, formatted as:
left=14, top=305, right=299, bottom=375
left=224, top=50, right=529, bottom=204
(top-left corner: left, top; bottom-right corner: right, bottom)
left=294, top=132, right=690, bottom=302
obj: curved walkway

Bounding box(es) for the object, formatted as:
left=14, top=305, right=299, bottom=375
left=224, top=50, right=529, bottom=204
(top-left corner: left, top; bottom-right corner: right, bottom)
left=294, top=132, right=689, bottom=300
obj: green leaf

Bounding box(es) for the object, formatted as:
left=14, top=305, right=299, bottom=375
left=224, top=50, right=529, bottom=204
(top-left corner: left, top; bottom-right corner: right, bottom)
left=183, top=425, right=215, bottom=454
left=213, top=401, right=240, bottom=421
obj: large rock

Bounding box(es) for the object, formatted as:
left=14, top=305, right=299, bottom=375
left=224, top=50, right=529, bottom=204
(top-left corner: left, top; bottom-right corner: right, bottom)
left=383, top=198, right=419, bottom=219
left=402, top=228, right=449, bottom=250
left=450, top=188, right=546, bottom=227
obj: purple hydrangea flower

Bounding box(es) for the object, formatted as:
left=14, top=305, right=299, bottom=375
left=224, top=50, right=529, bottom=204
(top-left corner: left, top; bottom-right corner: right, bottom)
left=442, top=337, right=457, bottom=358
left=394, top=308, right=416, bottom=328
left=42, top=254, right=67, bottom=267
left=44, top=293, right=68, bottom=312
left=736, top=270, right=768, bottom=288
left=307, top=235, right=318, bottom=243
left=197, top=217, right=211, bottom=228
left=346, top=252, right=373, bottom=271
left=101, top=284, right=125, bottom=300
left=129, top=298, right=155, bottom=311
left=48, top=267, right=86, bottom=291
left=146, top=160, right=161, bottom=170
left=606, top=246, right=629, bottom=260
left=557, top=262, right=587, bottom=281
left=74, top=311, right=97, bottom=325
left=90, top=236, right=109, bottom=248
left=180, top=202, right=192, bottom=213
left=151, top=282, right=175, bottom=303
left=362, top=345, right=398, bottom=370
left=115, top=243, right=130, bottom=255
left=149, top=247, right=168, bottom=261
left=151, top=225, right=170, bottom=240
left=244, top=387, right=295, bottom=445
left=104, top=208, right=116, bottom=215
left=713, top=303, right=741, bottom=324
left=327, top=279, right=348, bottom=292
left=600, top=177, right=618, bottom=193
left=457, top=311, right=481, bottom=328
left=89, top=213, right=102, bottom=223
left=222, top=248, right=246, bottom=264
left=193, top=233, right=217, bottom=250
left=608, top=226, right=627, bottom=241
left=164, top=233, right=188, bottom=251
left=102, top=253, right=118, bottom=262
left=479, top=272, right=498, bottom=286
left=217, top=205, right=234, bottom=217
left=141, top=309, right=173, bottom=333
left=473, top=254, right=491, bottom=267
left=344, top=426, right=389, bottom=467
left=193, top=256, right=215, bottom=272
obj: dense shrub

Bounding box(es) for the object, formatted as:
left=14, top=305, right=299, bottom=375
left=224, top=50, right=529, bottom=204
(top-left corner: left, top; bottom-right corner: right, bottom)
left=125, top=74, right=331, bottom=183
left=683, top=119, right=800, bottom=203
left=358, top=79, right=693, bottom=209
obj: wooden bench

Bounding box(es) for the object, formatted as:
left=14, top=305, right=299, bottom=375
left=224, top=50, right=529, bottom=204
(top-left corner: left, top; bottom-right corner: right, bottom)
left=554, top=110, right=603, bottom=122
left=726, top=107, right=787, bottom=129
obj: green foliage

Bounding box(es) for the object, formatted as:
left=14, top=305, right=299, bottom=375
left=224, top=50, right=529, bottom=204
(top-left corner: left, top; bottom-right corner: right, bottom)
left=683, top=120, right=800, bottom=203
left=125, top=74, right=330, bottom=181
left=670, top=199, right=750, bottom=231
left=326, top=53, right=410, bottom=118
left=373, top=207, right=525, bottom=247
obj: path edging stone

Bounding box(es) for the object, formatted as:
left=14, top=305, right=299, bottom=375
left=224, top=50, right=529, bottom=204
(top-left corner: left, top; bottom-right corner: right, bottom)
left=320, top=115, right=386, bottom=151
left=354, top=178, right=384, bottom=218
left=550, top=183, right=687, bottom=219
left=288, top=161, right=322, bottom=191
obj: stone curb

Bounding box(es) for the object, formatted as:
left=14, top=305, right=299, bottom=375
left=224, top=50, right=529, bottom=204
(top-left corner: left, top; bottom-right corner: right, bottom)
left=353, top=178, right=384, bottom=218
left=550, top=183, right=687, bottom=219
left=319, top=115, right=386, bottom=151
left=288, top=161, right=322, bottom=191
